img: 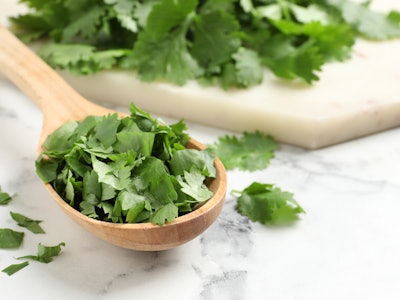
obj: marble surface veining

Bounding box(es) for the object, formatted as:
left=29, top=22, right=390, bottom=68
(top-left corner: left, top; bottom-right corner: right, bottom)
left=1, top=77, right=400, bottom=300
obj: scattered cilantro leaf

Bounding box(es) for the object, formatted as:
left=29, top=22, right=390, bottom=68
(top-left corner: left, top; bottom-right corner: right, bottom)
left=209, top=131, right=277, bottom=171
left=0, top=186, right=12, bottom=205
left=10, top=212, right=45, bottom=234
left=233, top=182, right=305, bottom=226
left=0, top=228, right=24, bottom=249
left=11, top=0, right=400, bottom=88
left=18, top=242, right=66, bottom=263
left=1, top=261, right=29, bottom=276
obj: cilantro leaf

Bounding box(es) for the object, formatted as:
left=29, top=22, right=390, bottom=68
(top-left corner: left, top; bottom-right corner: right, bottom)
left=0, top=228, right=24, bottom=249
left=42, top=121, right=78, bottom=153
left=10, top=212, right=45, bottom=234
left=133, top=157, right=177, bottom=207
left=178, top=169, right=214, bottom=202
left=38, top=43, right=127, bottom=75
left=121, top=0, right=199, bottom=85
left=190, top=10, right=241, bottom=70
left=122, top=25, right=199, bottom=86
left=149, top=203, right=178, bottom=226
left=1, top=261, right=29, bottom=276
left=210, top=131, right=277, bottom=171
left=231, top=47, right=263, bottom=88
left=0, top=187, right=12, bottom=205
left=18, top=242, right=65, bottom=263
left=234, top=182, right=305, bottom=226
left=61, top=5, right=106, bottom=42
left=94, top=114, right=120, bottom=148
left=170, top=149, right=216, bottom=177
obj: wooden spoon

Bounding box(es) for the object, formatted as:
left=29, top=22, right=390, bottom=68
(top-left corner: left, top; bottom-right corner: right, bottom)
left=0, top=25, right=227, bottom=251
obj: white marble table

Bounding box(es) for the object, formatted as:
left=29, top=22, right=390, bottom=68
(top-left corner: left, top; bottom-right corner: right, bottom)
left=1, top=75, right=400, bottom=299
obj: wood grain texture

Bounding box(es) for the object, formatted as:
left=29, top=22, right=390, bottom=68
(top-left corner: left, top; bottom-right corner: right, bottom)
left=0, top=25, right=227, bottom=251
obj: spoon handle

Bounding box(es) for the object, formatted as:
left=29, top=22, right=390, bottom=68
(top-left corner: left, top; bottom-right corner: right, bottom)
left=0, top=25, right=111, bottom=140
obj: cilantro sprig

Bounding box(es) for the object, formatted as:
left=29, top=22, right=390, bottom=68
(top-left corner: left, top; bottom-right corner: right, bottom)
left=233, top=182, right=305, bottom=226
left=35, top=104, right=216, bottom=226
left=10, top=0, right=400, bottom=89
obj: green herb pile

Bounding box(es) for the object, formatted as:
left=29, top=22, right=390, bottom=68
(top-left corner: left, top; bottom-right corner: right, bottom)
left=10, top=0, right=400, bottom=89
left=35, top=104, right=216, bottom=226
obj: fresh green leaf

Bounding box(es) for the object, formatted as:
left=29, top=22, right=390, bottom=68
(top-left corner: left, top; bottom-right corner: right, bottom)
left=10, top=212, right=45, bottom=234
left=133, top=157, right=177, bottom=206
left=94, top=114, right=120, bottom=148
left=178, top=169, right=214, bottom=202
left=0, top=187, right=12, bottom=205
left=149, top=203, right=178, bottom=226
left=234, top=182, right=305, bottom=226
left=18, top=242, right=66, bottom=263
left=92, top=155, right=132, bottom=191
left=191, top=10, right=241, bottom=70
left=2, top=261, right=30, bottom=276
left=231, top=47, right=263, bottom=88
left=210, top=131, right=277, bottom=171
left=38, top=43, right=127, bottom=75
left=35, top=155, right=59, bottom=183
left=0, top=228, right=24, bottom=249
left=122, top=25, right=199, bottom=86
left=170, top=149, right=216, bottom=177
left=42, top=121, right=78, bottom=153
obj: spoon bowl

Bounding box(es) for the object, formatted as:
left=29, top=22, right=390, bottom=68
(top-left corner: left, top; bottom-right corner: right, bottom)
left=0, top=25, right=226, bottom=251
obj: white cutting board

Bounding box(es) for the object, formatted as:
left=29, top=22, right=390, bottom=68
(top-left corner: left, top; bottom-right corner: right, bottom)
left=1, top=0, right=400, bottom=149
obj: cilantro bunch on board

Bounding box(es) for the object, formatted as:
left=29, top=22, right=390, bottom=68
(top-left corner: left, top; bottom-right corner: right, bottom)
left=10, top=0, right=400, bottom=89
left=35, top=104, right=216, bottom=226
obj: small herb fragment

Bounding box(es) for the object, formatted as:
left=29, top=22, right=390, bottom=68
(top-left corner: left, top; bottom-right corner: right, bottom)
left=233, top=182, right=305, bottom=226
left=209, top=131, right=277, bottom=171
left=1, top=261, right=29, bottom=276
left=0, top=228, right=24, bottom=249
left=0, top=186, right=12, bottom=205
left=18, top=242, right=66, bottom=263
left=10, top=212, right=45, bottom=234
left=35, top=103, right=215, bottom=225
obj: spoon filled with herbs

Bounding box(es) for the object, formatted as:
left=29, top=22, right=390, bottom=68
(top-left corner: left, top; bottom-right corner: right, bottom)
left=0, top=25, right=226, bottom=251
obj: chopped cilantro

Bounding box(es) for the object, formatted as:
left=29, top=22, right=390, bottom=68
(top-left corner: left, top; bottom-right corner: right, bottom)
left=209, top=131, right=277, bottom=171
left=0, top=228, right=24, bottom=249
left=10, top=0, right=400, bottom=88
left=10, top=212, right=45, bottom=234
left=35, top=104, right=215, bottom=225
left=233, top=182, right=305, bottom=226
left=1, top=261, right=29, bottom=276
left=18, top=242, right=66, bottom=263
left=0, top=186, right=12, bottom=205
